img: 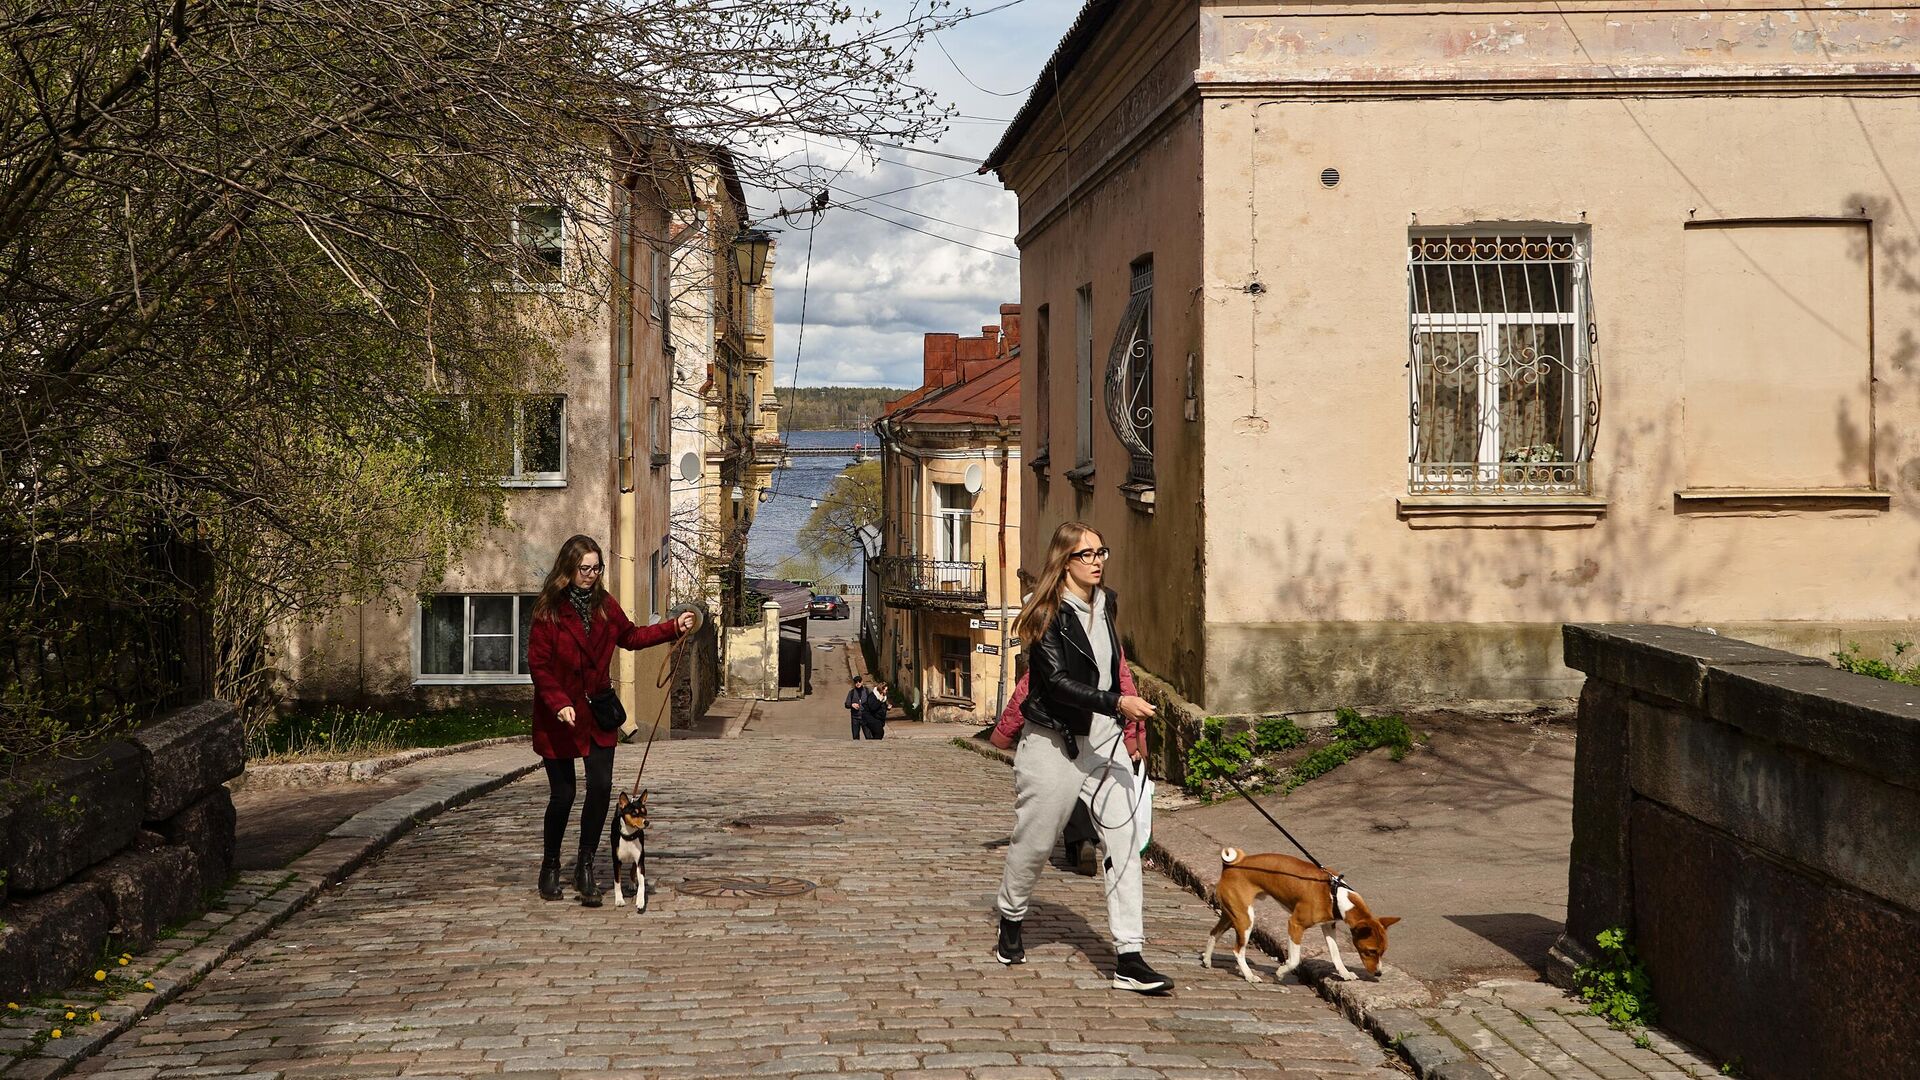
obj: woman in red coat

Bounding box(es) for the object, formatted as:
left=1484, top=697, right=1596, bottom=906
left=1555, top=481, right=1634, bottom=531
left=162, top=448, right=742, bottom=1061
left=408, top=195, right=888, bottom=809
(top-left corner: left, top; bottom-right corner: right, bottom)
left=526, top=534, right=695, bottom=905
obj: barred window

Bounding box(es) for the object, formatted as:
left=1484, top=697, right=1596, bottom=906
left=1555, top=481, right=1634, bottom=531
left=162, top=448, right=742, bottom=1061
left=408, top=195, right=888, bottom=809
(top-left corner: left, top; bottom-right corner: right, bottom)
left=1407, top=232, right=1599, bottom=495
left=1105, top=257, right=1154, bottom=488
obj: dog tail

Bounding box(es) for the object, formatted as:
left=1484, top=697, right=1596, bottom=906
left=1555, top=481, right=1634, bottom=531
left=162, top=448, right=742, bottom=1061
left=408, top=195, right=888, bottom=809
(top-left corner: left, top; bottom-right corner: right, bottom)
left=1220, top=847, right=1241, bottom=865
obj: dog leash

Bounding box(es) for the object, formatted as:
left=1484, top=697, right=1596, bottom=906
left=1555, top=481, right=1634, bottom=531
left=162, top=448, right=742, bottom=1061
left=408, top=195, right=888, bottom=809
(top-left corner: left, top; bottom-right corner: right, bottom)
left=627, top=607, right=702, bottom=798
left=1219, top=771, right=1350, bottom=897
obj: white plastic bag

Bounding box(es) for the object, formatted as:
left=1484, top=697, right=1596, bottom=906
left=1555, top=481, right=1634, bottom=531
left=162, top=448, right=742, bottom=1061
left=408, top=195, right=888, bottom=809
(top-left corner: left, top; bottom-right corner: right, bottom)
left=1134, top=775, right=1155, bottom=854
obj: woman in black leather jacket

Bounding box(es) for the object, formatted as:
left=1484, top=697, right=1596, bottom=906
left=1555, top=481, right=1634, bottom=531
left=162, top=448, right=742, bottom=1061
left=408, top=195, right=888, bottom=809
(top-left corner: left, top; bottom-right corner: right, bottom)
left=991, top=521, right=1170, bottom=993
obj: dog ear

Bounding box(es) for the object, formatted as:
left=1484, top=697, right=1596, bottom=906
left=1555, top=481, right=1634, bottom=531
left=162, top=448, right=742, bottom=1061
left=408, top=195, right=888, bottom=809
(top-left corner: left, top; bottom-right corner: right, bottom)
left=638, top=788, right=648, bottom=806
left=1351, top=924, right=1374, bottom=941
left=617, top=792, right=629, bottom=807
left=1378, top=916, right=1401, bottom=928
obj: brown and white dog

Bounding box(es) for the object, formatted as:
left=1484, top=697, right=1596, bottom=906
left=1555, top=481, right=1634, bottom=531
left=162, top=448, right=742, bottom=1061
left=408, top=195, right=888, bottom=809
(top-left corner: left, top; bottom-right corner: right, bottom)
left=1201, top=848, right=1399, bottom=983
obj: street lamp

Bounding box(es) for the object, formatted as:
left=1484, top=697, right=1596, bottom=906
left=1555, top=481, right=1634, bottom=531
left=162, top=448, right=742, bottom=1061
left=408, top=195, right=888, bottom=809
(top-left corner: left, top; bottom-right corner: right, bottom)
left=731, top=228, right=773, bottom=288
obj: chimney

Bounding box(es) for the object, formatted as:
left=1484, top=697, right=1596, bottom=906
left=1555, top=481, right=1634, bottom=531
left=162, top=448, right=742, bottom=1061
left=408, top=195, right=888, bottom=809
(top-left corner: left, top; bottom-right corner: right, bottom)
left=998, top=304, right=1021, bottom=356
left=924, top=333, right=960, bottom=388
left=980, top=325, right=1001, bottom=352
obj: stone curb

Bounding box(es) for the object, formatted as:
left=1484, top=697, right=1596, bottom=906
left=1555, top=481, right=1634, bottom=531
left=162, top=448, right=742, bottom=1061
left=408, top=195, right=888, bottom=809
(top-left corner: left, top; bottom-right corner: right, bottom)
left=227, top=735, right=524, bottom=791
left=1, top=756, right=540, bottom=1079
left=950, top=733, right=1485, bottom=1080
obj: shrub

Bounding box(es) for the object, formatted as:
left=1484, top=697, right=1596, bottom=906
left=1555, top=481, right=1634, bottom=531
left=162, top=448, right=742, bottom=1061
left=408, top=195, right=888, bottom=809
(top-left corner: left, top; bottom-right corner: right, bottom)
left=1185, top=717, right=1256, bottom=783
left=1253, top=714, right=1305, bottom=753
left=1833, top=641, right=1920, bottom=685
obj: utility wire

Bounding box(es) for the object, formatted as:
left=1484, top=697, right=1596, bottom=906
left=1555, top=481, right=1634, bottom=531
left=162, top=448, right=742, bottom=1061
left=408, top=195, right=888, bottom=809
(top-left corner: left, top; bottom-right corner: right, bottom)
left=840, top=204, right=1017, bottom=260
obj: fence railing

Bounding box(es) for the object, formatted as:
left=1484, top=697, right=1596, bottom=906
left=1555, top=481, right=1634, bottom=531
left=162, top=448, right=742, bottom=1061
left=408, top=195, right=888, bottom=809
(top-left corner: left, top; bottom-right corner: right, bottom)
left=873, top=556, right=987, bottom=610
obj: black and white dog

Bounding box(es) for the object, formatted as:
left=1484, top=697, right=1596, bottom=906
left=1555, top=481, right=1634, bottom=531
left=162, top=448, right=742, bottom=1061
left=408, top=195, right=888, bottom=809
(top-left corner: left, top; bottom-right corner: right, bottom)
left=610, top=790, right=649, bottom=912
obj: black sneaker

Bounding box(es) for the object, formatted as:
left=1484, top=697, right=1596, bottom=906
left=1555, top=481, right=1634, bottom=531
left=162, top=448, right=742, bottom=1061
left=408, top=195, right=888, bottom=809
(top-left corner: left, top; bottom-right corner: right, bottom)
left=994, top=916, right=1026, bottom=965
left=1113, top=951, right=1173, bottom=994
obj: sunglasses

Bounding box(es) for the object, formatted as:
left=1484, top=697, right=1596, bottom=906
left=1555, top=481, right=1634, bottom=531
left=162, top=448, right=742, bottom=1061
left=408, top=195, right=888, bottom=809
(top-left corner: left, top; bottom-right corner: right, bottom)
left=1069, top=547, right=1111, bottom=564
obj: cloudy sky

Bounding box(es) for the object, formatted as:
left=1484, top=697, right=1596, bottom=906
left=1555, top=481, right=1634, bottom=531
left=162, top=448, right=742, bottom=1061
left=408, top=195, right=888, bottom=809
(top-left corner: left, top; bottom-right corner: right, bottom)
left=758, top=1, right=1079, bottom=389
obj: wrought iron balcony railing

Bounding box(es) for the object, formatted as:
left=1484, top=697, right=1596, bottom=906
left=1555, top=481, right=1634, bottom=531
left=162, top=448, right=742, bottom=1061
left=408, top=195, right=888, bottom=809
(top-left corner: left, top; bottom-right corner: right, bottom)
left=873, top=555, right=987, bottom=611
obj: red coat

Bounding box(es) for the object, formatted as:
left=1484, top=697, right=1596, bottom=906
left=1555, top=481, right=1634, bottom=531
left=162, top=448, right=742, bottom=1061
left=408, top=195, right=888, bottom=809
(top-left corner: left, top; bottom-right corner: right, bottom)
left=527, top=595, right=681, bottom=759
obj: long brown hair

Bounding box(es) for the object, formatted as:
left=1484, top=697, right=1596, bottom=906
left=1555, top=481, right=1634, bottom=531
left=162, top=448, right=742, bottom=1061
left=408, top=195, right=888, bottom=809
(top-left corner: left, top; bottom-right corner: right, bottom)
left=532, top=534, right=607, bottom=624
left=1014, top=521, right=1105, bottom=650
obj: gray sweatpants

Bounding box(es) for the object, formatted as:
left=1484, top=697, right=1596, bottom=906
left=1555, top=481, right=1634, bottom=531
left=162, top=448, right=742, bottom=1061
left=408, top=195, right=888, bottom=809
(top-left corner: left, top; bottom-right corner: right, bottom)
left=994, top=716, right=1146, bottom=954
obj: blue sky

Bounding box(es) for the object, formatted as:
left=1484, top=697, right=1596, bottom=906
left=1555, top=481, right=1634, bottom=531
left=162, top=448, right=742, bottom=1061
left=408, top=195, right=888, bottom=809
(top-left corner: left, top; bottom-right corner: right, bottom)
left=761, top=0, right=1079, bottom=389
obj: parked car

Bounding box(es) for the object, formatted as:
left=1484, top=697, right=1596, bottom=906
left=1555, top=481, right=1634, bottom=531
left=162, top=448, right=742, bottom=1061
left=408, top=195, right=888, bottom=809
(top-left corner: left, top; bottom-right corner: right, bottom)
left=809, top=594, right=850, bottom=620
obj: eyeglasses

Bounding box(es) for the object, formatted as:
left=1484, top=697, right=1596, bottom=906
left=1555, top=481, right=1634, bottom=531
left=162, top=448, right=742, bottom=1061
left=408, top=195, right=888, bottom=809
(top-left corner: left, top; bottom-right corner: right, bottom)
left=577, top=564, right=604, bottom=576
left=1069, top=547, right=1111, bottom=564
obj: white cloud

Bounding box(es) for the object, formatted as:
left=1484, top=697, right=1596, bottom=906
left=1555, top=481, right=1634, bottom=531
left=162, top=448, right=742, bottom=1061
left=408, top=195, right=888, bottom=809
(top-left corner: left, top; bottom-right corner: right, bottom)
left=753, top=0, right=1078, bottom=389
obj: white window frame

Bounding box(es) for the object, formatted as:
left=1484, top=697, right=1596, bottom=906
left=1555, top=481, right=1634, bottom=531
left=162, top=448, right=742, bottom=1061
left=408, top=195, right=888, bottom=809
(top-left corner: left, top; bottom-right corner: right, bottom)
left=501, top=394, right=568, bottom=487
left=1407, top=231, right=1595, bottom=494
left=414, top=593, right=540, bottom=685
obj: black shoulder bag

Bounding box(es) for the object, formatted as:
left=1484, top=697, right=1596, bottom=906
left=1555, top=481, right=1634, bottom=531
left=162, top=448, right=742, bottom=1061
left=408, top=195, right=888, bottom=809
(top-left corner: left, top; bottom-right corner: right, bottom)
left=586, top=686, right=627, bottom=732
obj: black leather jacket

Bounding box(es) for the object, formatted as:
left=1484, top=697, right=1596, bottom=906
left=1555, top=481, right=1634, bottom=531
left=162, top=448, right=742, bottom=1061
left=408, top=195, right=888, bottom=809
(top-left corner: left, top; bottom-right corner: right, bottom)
left=1019, top=587, right=1123, bottom=737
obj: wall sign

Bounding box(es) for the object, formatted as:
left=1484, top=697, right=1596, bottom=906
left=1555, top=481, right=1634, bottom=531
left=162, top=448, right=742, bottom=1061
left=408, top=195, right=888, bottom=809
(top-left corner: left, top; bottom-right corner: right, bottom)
left=975, top=643, right=1000, bottom=656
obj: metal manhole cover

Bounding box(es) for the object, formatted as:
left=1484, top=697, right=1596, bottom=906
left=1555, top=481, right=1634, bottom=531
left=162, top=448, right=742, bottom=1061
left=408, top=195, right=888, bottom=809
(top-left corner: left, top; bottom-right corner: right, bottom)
left=676, top=876, right=818, bottom=898
left=728, top=813, right=843, bottom=827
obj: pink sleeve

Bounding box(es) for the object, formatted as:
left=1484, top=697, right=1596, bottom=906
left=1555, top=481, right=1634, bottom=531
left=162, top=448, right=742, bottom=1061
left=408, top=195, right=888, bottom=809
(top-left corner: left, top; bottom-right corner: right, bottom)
left=1119, top=651, right=1144, bottom=743
left=992, top=673, right=1030, bottom=743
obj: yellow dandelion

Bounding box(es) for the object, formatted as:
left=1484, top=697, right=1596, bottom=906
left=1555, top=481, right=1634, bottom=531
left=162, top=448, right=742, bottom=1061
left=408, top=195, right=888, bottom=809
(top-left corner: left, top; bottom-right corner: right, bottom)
left=94, top=969, right=106, bottom=981
left=90, top=1011, right=100, bottom=1022
left=118, top=957, right=129, bottom=966
left=51, top=1028, right=63, bottom=1039
left=5, top=1002, right=16, bottom=1010
left=64, top=1011, right=75, bottom=1020
left=143, top=982, right=154, bottom=990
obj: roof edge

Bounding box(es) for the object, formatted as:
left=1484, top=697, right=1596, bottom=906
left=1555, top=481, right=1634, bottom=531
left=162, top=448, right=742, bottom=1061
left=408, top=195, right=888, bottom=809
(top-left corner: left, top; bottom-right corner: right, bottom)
left=980, top=0, right=1122, bottom=174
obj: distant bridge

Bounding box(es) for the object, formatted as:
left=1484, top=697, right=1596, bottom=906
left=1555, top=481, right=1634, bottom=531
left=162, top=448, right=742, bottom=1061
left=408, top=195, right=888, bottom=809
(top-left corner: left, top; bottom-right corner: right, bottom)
left=781, top=444, right=871, bottom=462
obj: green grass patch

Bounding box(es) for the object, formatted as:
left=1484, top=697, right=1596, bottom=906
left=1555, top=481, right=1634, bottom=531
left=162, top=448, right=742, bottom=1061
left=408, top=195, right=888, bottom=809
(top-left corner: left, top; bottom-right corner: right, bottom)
left=247, top=705, right=524, bottom=763
left=1183, top=708, right=1416, bottom=799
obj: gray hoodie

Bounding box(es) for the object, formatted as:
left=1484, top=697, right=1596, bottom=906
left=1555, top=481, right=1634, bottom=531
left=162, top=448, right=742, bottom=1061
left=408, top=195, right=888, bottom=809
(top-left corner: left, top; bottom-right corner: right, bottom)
left=1060, top=588, right=1116, bottom=727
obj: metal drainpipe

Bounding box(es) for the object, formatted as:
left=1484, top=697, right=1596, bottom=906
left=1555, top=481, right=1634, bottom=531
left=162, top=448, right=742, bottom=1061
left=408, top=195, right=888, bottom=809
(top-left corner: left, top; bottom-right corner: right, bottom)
left=994, top=430, right=1010, bottom=720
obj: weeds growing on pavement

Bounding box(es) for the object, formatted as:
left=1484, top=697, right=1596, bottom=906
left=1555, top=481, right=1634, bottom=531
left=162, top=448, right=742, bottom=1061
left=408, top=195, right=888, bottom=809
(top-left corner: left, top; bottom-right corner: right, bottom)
left=1574, top=927, right=1658, bottom=1031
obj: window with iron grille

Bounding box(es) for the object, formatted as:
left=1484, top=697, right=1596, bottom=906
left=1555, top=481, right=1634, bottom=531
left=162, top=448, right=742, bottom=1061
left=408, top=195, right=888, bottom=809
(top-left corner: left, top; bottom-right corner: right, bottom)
left=1106, top=257, right=1155, bottom=488
left=1407, top=231, right=1599, bottom=495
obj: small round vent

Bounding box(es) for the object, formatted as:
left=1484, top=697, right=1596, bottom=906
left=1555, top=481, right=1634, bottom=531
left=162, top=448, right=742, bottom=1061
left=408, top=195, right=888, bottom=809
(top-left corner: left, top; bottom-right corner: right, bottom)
left=1320, top=167, right=1341, bottom=188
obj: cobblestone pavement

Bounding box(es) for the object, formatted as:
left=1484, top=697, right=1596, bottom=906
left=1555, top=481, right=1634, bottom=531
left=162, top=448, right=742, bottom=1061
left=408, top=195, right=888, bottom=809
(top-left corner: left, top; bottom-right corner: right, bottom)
left=70, top=737, right=1400, bottom=1079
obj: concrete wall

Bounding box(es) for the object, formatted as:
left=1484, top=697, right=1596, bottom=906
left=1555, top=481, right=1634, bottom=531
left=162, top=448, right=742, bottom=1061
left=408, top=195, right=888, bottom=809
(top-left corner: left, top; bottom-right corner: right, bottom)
left=1560, top=624, right=1920, bottom=1079
left=1007, top=0, right=1208, bottom=700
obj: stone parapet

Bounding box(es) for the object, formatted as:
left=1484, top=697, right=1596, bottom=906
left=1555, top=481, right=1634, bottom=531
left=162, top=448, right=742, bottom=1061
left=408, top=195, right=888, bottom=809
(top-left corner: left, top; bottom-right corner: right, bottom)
left=1560, top=624, right=1919, bottom=1079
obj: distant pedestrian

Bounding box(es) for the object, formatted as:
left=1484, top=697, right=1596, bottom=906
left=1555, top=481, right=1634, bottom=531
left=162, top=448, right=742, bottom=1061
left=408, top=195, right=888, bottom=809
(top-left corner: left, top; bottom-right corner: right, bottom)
left=526, top=534, right=696, bottom=906
left=991, top=520, right=1168, bottom=993
left=859, top=680, right=890, bottom=740
left=845, top=675, right=869, bottom=739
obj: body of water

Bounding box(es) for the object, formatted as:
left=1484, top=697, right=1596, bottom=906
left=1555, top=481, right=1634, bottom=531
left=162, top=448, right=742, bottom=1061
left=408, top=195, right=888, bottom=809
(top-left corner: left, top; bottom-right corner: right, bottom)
left=748, top=428, right=870, bottom=588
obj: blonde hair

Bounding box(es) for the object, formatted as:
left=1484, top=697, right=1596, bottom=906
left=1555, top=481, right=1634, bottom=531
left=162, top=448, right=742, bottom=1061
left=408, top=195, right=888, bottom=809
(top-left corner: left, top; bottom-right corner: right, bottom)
left=1013, top=521, right=1103, bottom=651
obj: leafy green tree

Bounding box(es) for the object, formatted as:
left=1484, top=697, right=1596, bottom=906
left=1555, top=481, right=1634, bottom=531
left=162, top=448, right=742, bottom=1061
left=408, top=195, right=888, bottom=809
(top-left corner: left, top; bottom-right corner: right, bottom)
left=0, top=0, right=952, bottom=750
left=796, top=460, right=881, bottom=568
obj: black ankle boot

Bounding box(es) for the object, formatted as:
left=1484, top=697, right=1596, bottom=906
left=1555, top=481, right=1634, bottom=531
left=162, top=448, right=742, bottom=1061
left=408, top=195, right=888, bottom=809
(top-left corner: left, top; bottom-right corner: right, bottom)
left=574, top=855, right=603, bottom=907
left=538, top=858, right=563, bottom=901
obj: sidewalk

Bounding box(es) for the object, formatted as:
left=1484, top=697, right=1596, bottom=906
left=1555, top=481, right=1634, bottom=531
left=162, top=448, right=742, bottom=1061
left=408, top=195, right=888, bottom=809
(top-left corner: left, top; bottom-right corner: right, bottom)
left=1137, top=712, right=1726, bottom=1080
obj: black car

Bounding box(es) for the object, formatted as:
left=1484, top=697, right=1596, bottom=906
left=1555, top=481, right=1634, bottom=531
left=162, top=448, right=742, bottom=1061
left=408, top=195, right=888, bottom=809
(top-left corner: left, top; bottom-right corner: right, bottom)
left=809, top=594, right=850, bottom=620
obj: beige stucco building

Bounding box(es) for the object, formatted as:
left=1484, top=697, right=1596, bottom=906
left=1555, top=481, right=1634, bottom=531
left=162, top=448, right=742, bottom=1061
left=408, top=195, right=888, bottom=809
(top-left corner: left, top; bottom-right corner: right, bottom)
left=987, top=0, right=1920, bottom=716
left=871, top=307, right=1023, bottom=722
left=286, top=144, right=745, bottom=732
left=665, top=154, right=782, bottom=638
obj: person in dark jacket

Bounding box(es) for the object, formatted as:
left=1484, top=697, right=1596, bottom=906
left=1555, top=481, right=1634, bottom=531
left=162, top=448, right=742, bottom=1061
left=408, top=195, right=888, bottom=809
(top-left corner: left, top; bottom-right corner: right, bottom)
left=858, top=680, right=890, bottom=740
left=526, top=535, right=695, bottom=906
left=844, top=675, right=868, bottom=739
left=992, top=521, right=1169, bottom=993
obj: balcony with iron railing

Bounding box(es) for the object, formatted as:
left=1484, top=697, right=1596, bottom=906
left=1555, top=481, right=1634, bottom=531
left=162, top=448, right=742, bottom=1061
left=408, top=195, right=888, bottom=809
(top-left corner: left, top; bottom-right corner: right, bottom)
left=873, top=555, right=987, bottom=612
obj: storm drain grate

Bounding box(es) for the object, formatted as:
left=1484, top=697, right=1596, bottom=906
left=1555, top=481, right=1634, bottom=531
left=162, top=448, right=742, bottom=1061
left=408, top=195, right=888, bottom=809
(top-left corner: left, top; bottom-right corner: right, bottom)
left=676, top=875, right=818, bottom=898
left=728, top=813, right=843, bottom=828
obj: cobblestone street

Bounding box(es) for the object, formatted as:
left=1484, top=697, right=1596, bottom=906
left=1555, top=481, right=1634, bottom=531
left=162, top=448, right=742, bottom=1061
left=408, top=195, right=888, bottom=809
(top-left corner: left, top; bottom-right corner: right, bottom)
left=70, top=737, right=1399, bottom=1079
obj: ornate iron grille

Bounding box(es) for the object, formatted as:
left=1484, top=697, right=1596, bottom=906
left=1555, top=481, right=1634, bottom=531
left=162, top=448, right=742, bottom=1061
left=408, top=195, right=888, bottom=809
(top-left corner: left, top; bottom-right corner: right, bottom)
left=1105, top=259, right=1155, bottom=487
left=1407, top=233, right=1599, bottom=495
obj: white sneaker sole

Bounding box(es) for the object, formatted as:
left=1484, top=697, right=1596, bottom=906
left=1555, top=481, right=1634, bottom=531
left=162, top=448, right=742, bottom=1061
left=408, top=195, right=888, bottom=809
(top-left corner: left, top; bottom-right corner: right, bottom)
left=995, top=950, right=1025, bottom=965
left=1112, top=973, right=1172, bottom=993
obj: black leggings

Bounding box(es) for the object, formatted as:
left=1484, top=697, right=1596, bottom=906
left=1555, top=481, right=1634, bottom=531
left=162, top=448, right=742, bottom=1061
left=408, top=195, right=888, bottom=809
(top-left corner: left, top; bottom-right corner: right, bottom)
left=542, top=744, right=614, bottom=863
